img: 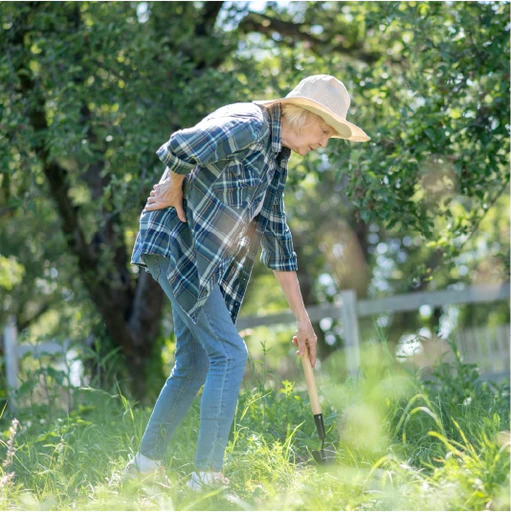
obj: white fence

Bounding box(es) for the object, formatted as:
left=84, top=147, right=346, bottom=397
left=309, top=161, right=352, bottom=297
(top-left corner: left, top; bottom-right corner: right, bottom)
left=236, top=282, right=510, bottom=378
left=2, top=282, right=510, bottom=410
left=454, top=324, right=510, bottom=380
left=2, top=318, right=81, bottom=411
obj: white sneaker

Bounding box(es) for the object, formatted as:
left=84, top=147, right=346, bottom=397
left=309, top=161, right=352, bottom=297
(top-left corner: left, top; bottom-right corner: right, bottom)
left=185, top=471, right=229, bottom=492
left=123, top=453, right=170, bottom=486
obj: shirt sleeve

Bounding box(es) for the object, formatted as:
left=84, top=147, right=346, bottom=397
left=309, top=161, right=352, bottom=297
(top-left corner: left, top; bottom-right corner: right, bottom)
left=155, top=115, right=265, bottom=175
left=259, top=190, right=298, bottom=272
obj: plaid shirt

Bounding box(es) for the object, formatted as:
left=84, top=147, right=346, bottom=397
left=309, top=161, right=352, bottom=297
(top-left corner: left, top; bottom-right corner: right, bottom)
left=130, top=102, right=297, bottom=324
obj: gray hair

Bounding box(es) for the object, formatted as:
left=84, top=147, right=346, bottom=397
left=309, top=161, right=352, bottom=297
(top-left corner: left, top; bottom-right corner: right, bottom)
left=281, top=104, right=328, bottom=133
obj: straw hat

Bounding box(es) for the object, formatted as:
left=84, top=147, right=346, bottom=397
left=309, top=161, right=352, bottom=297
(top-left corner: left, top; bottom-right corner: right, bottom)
left=254, top=74, right=369, bottom=142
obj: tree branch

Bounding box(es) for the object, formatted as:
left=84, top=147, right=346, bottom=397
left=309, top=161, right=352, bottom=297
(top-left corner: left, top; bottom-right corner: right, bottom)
left=128, top=269, right=165, bottom=343
left=239, top=11, right=319, bottom=46
left=238, top=11, right=381, bottom=64
left=413, top=177, right=511, bottom=290
left=195, top=1, right=225, bottom=37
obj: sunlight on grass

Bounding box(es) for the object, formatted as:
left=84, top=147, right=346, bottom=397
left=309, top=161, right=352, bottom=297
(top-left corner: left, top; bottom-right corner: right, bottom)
left=0, top=335, right=509, bottom=511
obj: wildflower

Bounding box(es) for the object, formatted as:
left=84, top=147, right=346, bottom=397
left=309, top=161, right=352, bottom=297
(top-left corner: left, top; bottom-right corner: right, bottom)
left=2, top=418, right=20, bottom=469
left=0, top=418, right=19, bottom=490
left=0, top=472, right=14, bottom=489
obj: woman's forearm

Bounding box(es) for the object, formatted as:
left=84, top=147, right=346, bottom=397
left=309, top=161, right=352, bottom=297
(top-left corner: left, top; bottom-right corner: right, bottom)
left=272, top=270, right=309, bottom=322
left=273, top=269, right=317, bottom=365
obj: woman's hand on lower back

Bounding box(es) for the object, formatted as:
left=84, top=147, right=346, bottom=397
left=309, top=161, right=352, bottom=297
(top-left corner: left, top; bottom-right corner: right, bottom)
left=144, top=175, right=187, bottom=222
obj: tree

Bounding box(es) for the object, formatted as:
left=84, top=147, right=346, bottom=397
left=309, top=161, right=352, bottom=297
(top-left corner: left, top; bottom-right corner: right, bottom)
left=0, top=1, right=240, bottom=401
left=1, top=1, right=509, bottom=400
left=236, top=0, right=510, bottom=355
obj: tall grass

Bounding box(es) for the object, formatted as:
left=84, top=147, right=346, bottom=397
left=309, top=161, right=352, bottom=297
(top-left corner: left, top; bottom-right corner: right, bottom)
left=0, top=335, right=509, bottom=511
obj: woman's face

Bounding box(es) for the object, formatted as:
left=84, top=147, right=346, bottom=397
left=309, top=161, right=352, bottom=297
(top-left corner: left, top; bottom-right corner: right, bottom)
left=281, top=116, right=335, bottom=157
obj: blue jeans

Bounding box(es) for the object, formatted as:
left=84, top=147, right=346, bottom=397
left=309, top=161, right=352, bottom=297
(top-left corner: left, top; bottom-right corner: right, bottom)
left=139, top=254, right=248, bottom=471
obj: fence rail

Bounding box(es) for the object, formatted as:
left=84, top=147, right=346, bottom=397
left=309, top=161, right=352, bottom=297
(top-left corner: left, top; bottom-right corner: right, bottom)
left=236, top=282, right=510, bottom=329
left=2, top=282, right=510, bottom=410
left=3, top=317, right=76, bottom=411
left=236, top=282, right=510, bottom=378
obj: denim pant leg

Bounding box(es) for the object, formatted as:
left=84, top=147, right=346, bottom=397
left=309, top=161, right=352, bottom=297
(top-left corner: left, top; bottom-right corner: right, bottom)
left=140, top=254, right=248, bottom=471
left=191, top=285, right=248, bottom=471
left=139, top=255, right=209, bottom=460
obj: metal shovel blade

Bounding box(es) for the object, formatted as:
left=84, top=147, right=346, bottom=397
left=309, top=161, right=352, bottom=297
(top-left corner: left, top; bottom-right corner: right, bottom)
left=311, top=446, right=336, bottom=465
left=312, top=449, right=326, bottom=464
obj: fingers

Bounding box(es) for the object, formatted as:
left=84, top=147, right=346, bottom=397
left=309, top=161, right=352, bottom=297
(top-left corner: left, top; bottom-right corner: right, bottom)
left=292, top=334, right=306, bottom=358
left=298, top=337, right=307, bottom=359
left=144, top=195, right=156, bottom=211
left=292, top=335, right=317, bottom=368
left=144, top=186, right=187, bottom=220
left=144, top=188, right=156, bottom=211
left=309, top=341, right=317, bottom=368
left=144, top=196, right=164, bottom=212
left=175, top=202, right=187, bottom=223
left=144, top=201, right=186, bottom=221
left=144, top=183, right=187, bottom=220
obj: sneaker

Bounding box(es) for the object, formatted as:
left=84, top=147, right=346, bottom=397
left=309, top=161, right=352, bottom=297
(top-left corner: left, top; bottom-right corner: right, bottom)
left=185, top=471, right=229, bottom=492
left=123, top=453, right=170, bottom=486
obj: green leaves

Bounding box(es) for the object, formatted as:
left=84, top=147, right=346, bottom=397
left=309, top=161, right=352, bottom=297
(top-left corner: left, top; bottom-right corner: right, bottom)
left=0, top=255, right=25, bottom=291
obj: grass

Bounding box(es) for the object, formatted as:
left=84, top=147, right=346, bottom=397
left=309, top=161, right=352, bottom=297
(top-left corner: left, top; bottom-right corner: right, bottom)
left=0, top=337, right=509, bottom=511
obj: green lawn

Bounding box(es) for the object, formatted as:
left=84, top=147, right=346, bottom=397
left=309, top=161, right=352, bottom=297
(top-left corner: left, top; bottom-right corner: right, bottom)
left=1, top=340, right=509, bottom=511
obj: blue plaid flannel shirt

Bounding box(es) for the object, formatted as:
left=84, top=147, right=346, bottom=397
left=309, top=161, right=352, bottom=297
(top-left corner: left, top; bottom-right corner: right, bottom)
left=130, top=102, right=298, bottom=324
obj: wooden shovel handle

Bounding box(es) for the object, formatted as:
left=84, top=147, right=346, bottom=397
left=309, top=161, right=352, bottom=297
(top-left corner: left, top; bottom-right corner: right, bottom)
left=301, top=353, right=321, bottom=415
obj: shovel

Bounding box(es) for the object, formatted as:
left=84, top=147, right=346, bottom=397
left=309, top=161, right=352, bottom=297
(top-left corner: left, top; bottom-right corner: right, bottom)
left=300, top=351, right=336, bottom=465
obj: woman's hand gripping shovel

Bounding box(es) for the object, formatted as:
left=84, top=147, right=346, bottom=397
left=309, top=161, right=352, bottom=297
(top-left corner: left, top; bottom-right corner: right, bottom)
left=294, top=337, right=336, bottom=465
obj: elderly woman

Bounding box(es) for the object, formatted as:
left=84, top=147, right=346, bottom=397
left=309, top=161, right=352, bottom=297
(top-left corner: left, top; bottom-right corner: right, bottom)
left=126, top=75, right=369, bottom=489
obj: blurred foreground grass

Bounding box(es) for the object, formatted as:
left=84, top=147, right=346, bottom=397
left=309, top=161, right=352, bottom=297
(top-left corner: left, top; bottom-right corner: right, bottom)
left=0, top=338, right=509, bottom=511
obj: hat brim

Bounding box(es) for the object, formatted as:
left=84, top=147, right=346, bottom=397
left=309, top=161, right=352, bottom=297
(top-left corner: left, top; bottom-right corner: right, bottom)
left=254, top=97, right=370, bottom=142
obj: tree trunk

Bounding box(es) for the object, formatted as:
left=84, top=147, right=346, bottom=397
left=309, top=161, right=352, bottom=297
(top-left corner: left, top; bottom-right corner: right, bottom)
left=9, top=2, right=229, bottom=402
left=10, top=4, right=167, bottom=402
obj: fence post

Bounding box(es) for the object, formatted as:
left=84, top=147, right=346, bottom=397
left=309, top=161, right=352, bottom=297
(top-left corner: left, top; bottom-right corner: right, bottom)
left=340, top=290, right=360, bottom=379
left=4, top=315, right=19, bottom=411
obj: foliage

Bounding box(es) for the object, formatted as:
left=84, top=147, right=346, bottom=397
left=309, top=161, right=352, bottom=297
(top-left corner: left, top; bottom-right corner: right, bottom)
left=0, top=1, right=247, bottom=399
left=0, top=1, right=509, bottom=399
left=241, top=1, right=510, bottom=357
left=315, top=3, right=507, bottom=282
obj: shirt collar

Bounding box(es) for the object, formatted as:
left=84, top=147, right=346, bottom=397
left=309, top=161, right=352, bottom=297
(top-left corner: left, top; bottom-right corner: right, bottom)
left=268, top=103, right=292, bottom=165
left=266, top=102, right=283, bottom=155
left=254, top=101, right=291, bottom=163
